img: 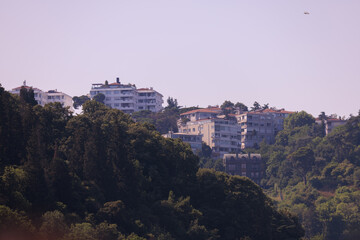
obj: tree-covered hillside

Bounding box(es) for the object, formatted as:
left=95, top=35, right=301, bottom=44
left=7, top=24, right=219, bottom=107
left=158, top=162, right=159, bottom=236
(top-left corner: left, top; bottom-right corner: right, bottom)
left=0, top=85, right=303, bottom=240
left=260, top=111, right=360, bottom=240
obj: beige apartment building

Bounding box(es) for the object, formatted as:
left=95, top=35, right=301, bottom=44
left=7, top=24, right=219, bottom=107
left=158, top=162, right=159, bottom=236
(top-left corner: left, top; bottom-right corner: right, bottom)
left=178, top=108, right=241, bottom=157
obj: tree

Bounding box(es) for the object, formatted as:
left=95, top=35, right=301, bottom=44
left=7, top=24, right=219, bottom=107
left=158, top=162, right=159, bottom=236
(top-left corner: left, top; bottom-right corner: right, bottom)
left=284, top=111, right=315, bottom=130
left=221, top=100, right=235, bottom=115
left=165, top=97, right=180, bottom=111
left=20, top=86, right=37, bottom=106
left=40, top=210, right=68, bottom=239
left=262, top=103, right=269, bottom=109
left=288, top=147, right=315, bottom=185
left=234, top=102, right=248, bottom=112
left=251, top=101, right=261, bottom=111
left=73, top=95, right=91, bottom=109
left=93, top=93, right=105, bottom=104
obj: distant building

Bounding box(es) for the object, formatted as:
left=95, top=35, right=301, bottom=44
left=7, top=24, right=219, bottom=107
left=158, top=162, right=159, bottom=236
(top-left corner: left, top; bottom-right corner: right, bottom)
left=316, top=117, right=347, bottom=135
left=223, top=153, right=264, bottom=185
left=10, top=82, right=73, bottom=111
left=178, top=107, right=242, bottom=158
left=46, top=90, right=74, bottom=111
left=136, top=88, right=163, bottom=112
left=236, top=109, right=293, bottom=148
left=162, top=131, right=202, bottom=152
left=10, top=82, right=47, bottom=106
left=89, top=78, right=163, bottom=114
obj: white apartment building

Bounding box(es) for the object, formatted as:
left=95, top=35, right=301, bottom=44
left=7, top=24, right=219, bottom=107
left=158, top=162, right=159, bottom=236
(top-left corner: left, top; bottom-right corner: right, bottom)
left=136, top=88, right=163, bottom=112
left=10, top=82, right=74, bottom=111
left=46, top=90, right=74, bottom=112
left=89, top=78, right=163, bottom=113
left=10, top=84, right=47, bottom=106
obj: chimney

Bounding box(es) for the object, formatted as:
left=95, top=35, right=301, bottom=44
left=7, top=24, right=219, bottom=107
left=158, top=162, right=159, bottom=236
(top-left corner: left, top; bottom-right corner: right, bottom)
left=116, top=77, right=120, bottom=84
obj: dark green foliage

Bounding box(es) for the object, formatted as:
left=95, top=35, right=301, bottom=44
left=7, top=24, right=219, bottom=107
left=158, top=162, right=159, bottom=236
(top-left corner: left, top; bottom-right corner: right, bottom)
left=93, top=93, right=105, bottom=104
left=73, top=95, right=90, bottom=109
left=261, top=110, right=360, bottom=239
left=20, top=86, right=37, bottom=106
left=251, top=101, right=261, bottom=111
left=0, top=88, right=304, bottom=240
left=235, top=102, right=248, bottom=112
left=284, top=111, right=315, bottom=130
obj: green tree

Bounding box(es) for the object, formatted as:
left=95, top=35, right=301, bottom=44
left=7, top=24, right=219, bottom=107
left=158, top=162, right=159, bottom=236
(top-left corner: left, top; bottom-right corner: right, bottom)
left=289, top=147, right=315, bottom=185
left=251, top=101, right=261, bottom=111
left=93, top=93, right=105, bottom=104
left=73, top=95, right=91, bottom=109
left=234, top=102, right=248, bottom=112
left=40, top=210, right=69, bottom=239
left=284, top=111, right=315, bottom=130
left=20, top=86, right=37, bottom=106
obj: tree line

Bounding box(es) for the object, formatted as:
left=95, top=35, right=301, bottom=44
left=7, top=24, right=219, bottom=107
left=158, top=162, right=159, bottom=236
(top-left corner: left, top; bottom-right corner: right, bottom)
left=0, top=85, right=304, bottom=240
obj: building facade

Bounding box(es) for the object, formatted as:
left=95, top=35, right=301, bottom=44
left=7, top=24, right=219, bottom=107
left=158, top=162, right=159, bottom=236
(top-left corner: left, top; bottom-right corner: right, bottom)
left=46, top=90, right=74, bottom=111
left=162, top=131, right=202, bottom=152
left=223, top=153, right=264, bottom=185
left=316, top=117, right=347, bottom=135
left=236, top=109, right=293, bottom=148
left=178, top=108, right=242, bottom=157
left=89, top=78, right=163, bottom=114
left=10, top=82, right=73, bottom=111
left=136, top=88, right=163, bottom=112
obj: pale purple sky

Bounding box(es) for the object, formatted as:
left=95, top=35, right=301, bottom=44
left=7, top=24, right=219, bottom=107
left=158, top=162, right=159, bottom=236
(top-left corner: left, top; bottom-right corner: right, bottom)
left=1, top=0, right=359, bottom=117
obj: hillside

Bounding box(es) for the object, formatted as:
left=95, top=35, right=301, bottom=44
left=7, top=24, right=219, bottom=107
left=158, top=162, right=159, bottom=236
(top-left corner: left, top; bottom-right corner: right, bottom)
left=259, top=111, right=360, bottom=240
left=0, top=85, right=304, bottom=240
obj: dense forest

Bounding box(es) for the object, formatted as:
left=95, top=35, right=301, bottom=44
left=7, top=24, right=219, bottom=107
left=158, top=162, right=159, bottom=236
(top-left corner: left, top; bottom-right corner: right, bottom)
left=0, top=85, right=303, bottom=240
left=258, top=111, right=360, bottom=240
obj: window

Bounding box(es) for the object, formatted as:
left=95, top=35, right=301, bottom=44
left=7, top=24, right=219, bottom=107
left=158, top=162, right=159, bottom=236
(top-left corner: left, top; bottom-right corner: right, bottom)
left=242, top=172, right=246, bottom=176
left=241, top=163, right=246, bottom=169
left=228, top=164, right=236, bottom=171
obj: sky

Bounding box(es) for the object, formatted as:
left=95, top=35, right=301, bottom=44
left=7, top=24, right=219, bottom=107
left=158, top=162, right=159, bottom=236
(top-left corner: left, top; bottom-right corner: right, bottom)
left=1, top=0, right=359, bottom=118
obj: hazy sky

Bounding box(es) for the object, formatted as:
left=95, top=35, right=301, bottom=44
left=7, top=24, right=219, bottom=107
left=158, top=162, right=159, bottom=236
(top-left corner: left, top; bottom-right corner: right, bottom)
left=1, top=0, right=359, bottom=117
